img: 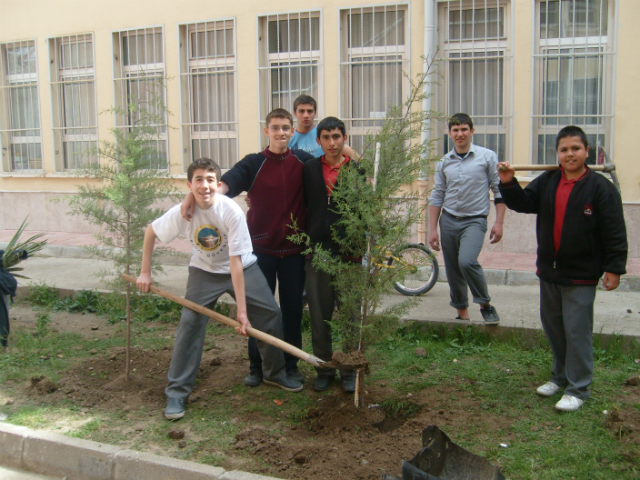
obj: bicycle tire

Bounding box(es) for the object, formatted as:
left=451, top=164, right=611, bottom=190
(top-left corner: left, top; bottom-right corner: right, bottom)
left=388, top=244, right=439, bottom=296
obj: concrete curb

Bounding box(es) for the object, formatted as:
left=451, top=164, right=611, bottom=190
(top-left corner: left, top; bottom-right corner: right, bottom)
left=0, top=423, right=282, bottom=480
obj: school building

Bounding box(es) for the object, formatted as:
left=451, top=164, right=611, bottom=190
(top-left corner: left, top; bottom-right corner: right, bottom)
left=1, top=0, right=638, bottom=257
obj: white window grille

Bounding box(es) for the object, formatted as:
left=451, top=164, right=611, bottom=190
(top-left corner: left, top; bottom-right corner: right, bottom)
left=340, top=4, right=409, bottom=153
left=179, top=20, right=238, bottom=170
left=0, top=40, right=42, bottom=172
left=257, top=11, right=322, bottom=147
left=533, top=0, right=614, bottom=165
left=439, top=0, right=512, bottom=161
left=49, top=34, right=98, bottom=171
left=113, top=27, right=168, bottom=169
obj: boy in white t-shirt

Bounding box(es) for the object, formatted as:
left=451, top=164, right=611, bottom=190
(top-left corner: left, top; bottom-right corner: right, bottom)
left=136, top=158, right=302, bottom=420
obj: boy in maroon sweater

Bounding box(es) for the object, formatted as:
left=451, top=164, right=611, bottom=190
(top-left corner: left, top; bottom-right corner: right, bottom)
left=182, top=109, right=313, bottom=387
left=498, top=125, right=627, bottom=412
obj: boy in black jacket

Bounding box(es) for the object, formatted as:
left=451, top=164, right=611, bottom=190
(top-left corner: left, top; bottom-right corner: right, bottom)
left=303, top=116, right=360, bottom=393
left=497, top=125, right=627, bottom=412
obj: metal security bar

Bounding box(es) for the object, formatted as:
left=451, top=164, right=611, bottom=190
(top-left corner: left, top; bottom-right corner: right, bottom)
left=179, top=19, right=237, bottom=170
left=439, top=0, right=513, bottom=162
left=340, top=4, right=409, bottom=153
left=0, top=40, right=42, bottom=172
left=113, top=27, right=167, bottom=170
left=258, top=11, right=321, bottom=148
left=49, top=34, right=98, bottom=171
left=534, top=0, right=614, bottom=165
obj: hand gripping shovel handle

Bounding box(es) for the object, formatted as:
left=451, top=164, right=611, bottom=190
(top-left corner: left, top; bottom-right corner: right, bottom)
left=121, top=274, right=331, bottom=369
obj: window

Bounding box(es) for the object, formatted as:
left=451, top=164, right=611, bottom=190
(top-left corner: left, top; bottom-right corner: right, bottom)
left=179, top=20, right=237, bottom=170
left=0, top=40, right=42, bottom=172
left=258, top=11, right=322, bottom=146
left=340, top=4, right=409, bottom=153
left=439, top=1, right=512, bottom=161
left=113, top=27, right=167, bottom=169
left=49, top=34, right=98, bottom=171
left=533, top=0, right=614, bottom=165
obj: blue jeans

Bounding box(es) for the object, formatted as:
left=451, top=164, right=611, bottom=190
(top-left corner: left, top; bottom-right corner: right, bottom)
left=248, top=253, right=305, bottom=374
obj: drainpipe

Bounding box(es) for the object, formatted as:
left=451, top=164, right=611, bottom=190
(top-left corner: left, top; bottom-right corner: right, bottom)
left=418, top=0, right=436, bottom=244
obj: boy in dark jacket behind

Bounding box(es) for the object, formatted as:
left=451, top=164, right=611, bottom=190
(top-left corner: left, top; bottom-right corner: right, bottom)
left=497, top=125, right=627, bottom=412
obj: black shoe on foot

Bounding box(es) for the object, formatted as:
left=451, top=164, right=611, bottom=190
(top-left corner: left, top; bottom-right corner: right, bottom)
left=263, top=375, right=303, bottom=392
left=287, top=368, right=305, bottom=384
left=480, top=305, right=500, bottom=325
left=164, top=398, right=185, bottom=420
left=313, top=376, right=334, bottom=392
left=341, top=375, right=356, bottom=393
left=244, top=371, right=263, bottom=387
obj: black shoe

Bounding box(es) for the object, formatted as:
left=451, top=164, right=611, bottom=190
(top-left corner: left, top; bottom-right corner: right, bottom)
left=341, top=375, right=356, bottom=393
left=164, top=398, right=185, bottom=420
left=313, top=375, right=334, bottom=392
left=244, top=371, right=263, bottom=387
left=263, top=375, right=303, bottom=392
left=287, top=368, right=305, bottom=384
left=480, top=305, right=500, bottom=325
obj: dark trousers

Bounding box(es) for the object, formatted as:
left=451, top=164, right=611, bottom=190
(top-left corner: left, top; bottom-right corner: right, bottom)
left=248, top=252, right=305, bottom=374
left=539, top=280, right=596, bottom=401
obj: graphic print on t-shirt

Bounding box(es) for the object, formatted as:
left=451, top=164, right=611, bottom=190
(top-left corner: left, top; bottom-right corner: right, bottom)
left=195, top=224, right=222, bottom=252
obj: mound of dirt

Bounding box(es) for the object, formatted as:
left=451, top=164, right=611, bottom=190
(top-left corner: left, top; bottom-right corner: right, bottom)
left=29, top=376, right=58, bottom=394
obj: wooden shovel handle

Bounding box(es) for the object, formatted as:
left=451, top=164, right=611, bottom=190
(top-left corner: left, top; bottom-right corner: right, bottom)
left=121, top=273, right=325, bottom=368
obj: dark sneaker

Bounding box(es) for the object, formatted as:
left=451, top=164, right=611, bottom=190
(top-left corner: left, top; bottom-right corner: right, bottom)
left=313, top=375, right=334, bottom=392
left=164, top=398, right=185, bottom=420
left=480, top=305, right=500, bottom=325
left=287, top=368, right=305, bottom=384
left=244, top=371, right=263, bottom=387
left=263, top=375, right=303, bottom=392
left=341, top=375, right=356, bottom=393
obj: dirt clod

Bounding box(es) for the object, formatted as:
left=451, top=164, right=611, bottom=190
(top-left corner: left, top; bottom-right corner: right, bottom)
left=209, top=357, right=222, bottom=367
left=90, top=349, right=98, bottom=355
left=625, top=376, right=640, bottom=386
left=178, top=440, right=187, bottom=448
left=294, top=454, right=307, bottom=464
left=168, top=428, right=185, bottom=440
left=29, top=376, right=58, bottom=394
left=414, top=347, right=427, bottom=357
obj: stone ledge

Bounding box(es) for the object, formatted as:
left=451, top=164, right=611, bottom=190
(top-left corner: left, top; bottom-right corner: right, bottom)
left=0, top=424, right=281, bottom=480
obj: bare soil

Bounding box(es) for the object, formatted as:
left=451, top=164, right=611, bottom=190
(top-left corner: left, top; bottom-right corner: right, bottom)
left=4, top=304, right=640, bottom=480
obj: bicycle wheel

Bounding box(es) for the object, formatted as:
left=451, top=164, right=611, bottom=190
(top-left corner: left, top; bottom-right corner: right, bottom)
left=388, top=244, right=439, bottom=296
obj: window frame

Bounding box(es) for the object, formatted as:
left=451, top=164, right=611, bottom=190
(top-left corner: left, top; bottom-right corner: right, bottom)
left=0, top=39, right=43, bottom=173
left=532, top=0, right=616, bottom=165
left=257, top=9, right=323, bottom=148
left=437, top=0, right=513, bottom=162
left=338, top=3, right=411, bottom=154
left=112, top=25, right=169, bottom=170
left=179, top=18, right=238, bottom=171
left=48, top=33, right=99, bottom=172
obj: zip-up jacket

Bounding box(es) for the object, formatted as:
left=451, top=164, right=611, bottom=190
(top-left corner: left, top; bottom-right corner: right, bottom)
left=222, top=148, right=313, bottom=257
left=498, top=168, right=627, bottom=285
left=303, top=157, right=362, bottom=260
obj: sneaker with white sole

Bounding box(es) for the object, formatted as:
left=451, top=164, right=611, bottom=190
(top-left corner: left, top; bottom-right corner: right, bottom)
left=555, top=394, right=584, bottom=412
left=536, top=381, right=561, bottom=397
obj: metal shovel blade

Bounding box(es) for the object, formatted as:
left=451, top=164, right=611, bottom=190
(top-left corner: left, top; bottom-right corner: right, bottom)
left=382, top=426, right=505, bottom=480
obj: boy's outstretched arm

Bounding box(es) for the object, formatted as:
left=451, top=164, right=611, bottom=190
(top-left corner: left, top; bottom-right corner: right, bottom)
left=229, top=255, right=251, bottom=337
left=136, top=224, right=157, bottom=293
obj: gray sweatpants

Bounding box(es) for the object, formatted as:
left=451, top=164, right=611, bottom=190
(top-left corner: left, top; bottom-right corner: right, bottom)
left=439, top=212, right=491, bottom=309
left=166, top=264, right=286, bottom=400
left=540, top=280, right=596, bottom=401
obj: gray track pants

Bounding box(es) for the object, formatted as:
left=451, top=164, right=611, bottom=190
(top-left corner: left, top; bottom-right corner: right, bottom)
left=165, top=264, right=286, bottom=400
left=439, top=212, right=491, bottom=309
left=540, top=280, right=596, bottom=401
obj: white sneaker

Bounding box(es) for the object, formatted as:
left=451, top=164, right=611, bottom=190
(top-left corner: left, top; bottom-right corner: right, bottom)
left=536, top=381, right=560, bottom=397
left=555, top=395, right=584, bottom=412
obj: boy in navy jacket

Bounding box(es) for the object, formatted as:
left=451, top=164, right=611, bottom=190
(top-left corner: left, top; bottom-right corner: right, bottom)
left=497, top=125, right=627, bottom=411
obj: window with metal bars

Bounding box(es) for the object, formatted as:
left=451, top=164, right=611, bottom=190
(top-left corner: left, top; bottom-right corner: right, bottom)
left=0, top=40, right=42, bottom=172
left=439, top=0, right=512, bottom=162
left=339, top=4, right=409, bottom=153
left=113, top=27, right=168, bottom=170
left=534, top=0, right=613, bottom=165
left=257, top=11, right=322, bottom=148
left=179, top=20, right=238, bottom=170
left=49, top=34, right=98, bottom=171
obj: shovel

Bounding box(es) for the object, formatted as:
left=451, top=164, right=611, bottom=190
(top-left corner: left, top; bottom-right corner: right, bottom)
left=121, top=274, right=363, bottom=371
